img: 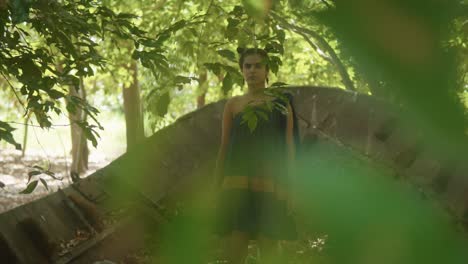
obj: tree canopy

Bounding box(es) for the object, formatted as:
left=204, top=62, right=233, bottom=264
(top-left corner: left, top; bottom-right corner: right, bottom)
left=1, top=0, right=467, bottom=152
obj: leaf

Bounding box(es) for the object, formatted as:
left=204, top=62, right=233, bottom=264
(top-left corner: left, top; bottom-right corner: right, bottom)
left=204, top=63, right=221, bottom=75
left=276, top=29, right=286, bottom=43
left=256, top=109, right=269, bottom=121
left=48, top=89, right=65, bottom=99
left=20, top=180, right=39, bottom=194
left=156, top=32, right=171, bottom=44
left=230, top=5, right=245, bottom=18
left=117, top=12, right=138, bottom=19
left=20, top=59, right=42, bottom=82
left=271, top=82, right=288, bottom=87
left=83, top=128, right=98, bottom=148
left=222, top=72, right=233, bottom=94
left=27, top=170, right=42, bottom=183
left=217, top=49, right=237, bottom=62
left=0, top=121, right=16, bottom=132
left=155, top=92, right=170, bottom=117
left=264, top=41, right=283, bottom=53
left=140, top=38, right=160, bottom=48
left=44, top=170, right=56, bottom=177
left=32, top=165, right=44, bottom=170
left=170, top=19, right=187, bottom=32
left=174, top=75, right=192, bottom=84
left=40, top=178, right=49, bottom=191
left=0, top=122, right=21, bottom=149
left=227, top=17, right=241, bottom=29
left=247, top=113, right=258, bottom=132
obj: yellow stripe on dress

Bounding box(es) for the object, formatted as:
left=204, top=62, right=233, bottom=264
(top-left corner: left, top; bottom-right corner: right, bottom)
left=222, top=175, right=288, bottom=200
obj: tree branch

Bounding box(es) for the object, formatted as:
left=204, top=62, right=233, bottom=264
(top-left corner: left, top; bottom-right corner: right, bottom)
left=5, top=121, right=72, bottom=127
left=270, top=11, right=356, bottom=91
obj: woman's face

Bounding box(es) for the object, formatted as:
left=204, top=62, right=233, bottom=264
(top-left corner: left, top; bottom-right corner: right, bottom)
left=241, top=54, right=268, bottom=88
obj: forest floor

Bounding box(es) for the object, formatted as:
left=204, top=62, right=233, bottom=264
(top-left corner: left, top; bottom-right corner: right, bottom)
left=0, top=149, right=114, bottom=213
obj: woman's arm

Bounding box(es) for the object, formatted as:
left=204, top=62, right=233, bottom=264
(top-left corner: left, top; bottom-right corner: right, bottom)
left=214, top=99, right=234, bottom=188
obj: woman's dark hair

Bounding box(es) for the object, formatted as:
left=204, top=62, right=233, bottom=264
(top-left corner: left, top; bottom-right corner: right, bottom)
left=237, top=47, right=270, bottom=72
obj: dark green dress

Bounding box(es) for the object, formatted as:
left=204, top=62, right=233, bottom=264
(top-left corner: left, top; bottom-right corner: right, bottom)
left=215, top=96, right=297, bottom=240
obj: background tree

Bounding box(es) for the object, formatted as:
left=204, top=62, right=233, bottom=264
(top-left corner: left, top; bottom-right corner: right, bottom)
left=1, top=0, right=467, bottom=181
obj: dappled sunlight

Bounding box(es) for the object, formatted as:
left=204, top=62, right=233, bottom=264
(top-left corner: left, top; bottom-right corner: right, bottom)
left=0, top=148, right=116, bottom=213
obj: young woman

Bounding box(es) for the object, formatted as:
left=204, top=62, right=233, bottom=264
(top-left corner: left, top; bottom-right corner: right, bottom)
left=214, top=48, right=297, bottom=264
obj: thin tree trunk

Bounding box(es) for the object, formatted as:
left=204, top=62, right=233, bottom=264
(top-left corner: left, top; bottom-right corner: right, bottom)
left=68, top=79, right=89, bottom=176
left=197, top=70, right=208, bottom=109
left=21, top=112, right=32, bottom=157
left=123, top=61, right=144, bottom=151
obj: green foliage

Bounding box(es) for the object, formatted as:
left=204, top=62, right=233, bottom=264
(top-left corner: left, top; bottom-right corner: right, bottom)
left=20, top=180, right=38, bottom=194
left=239, top=88, right=291, bottom=132
left=0, top=121, right=21, bottom=150
left=20, top=164, right=60, bottom=194
left=1, top=0, right=466, bottom=150
left=315, top=0, right=468, bottom=157
left=0, top=0, right=171, bottom=147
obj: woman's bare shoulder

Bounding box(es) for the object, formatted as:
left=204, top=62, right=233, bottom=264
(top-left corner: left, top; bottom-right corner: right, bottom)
left=226, top=95, right=245, bottom=109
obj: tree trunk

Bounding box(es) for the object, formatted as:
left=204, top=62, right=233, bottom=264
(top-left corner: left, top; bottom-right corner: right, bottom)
left=68, top=79, right=89, bottom=176
left=21, top=112, right=32, bottom=157
left=123, top=61, right=144, bottom=151
left=197, top=70, right=208, bottom=109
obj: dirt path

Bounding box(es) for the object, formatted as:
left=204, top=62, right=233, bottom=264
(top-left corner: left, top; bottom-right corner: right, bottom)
left=0, top=149, right=114, bottom=213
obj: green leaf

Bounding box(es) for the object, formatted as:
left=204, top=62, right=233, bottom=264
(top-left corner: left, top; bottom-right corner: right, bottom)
left=40, top=178, right=49, bottom=191
left=217, top=49, right=237, bottom=62
left=20, top=180, right=38, bottom=194
left=170, top=19, right=187, bottom=32
left=204, top=63, right=222, bottom=75
left=140, top=38, right=160, bottom=48
left=0, top=122, right=21, bottom=150
left=84, top=128, right=98, bottom=148
left=48, top=89, right=65, bottom=99
left=230, top=5, right=245, bottom=18
left=222, top=72, right=233, bottom=94
left=32, top=165, right=44, bottom=170
left=271, top=82, right=288, bottom=87
left=20, top=59, right=42, bottom=82
left=117, top=12, right=139, bottom=19
left=174, top=75, right=193, bottom=84
left=156, top=32, right=171, bottom=44
left=265, top=42, right=284, bottom=54
left=227, top=17, right=241, bottom=29
left=155, top=92, right=170, bottom=117
left=256, top=109, right=269, bottom=121
left=276, top=29, right=286, bottom=43
left=0, top=121, right=16, bottom=133
left=247, top=112, right=258, bottom=132
left=27, top=170, right=42, bottom=183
